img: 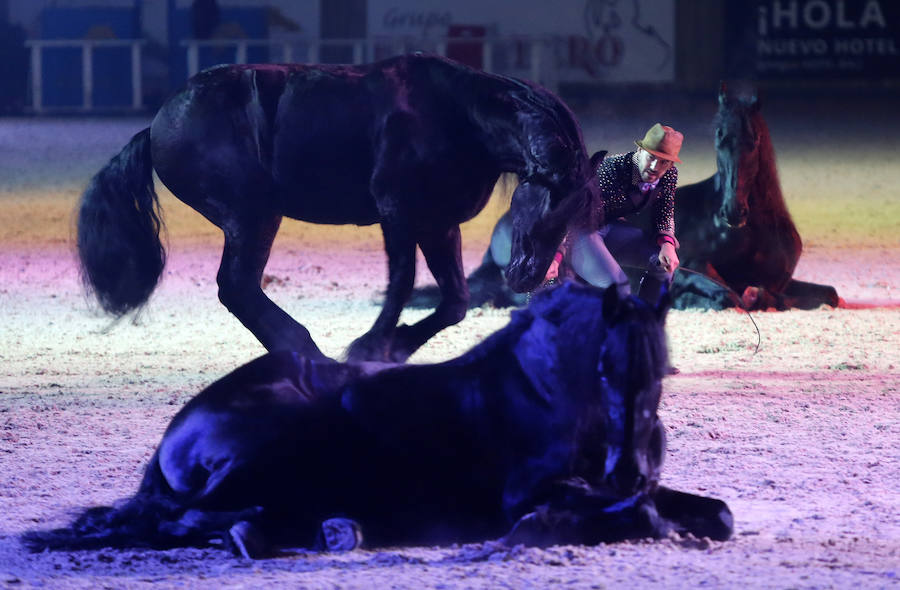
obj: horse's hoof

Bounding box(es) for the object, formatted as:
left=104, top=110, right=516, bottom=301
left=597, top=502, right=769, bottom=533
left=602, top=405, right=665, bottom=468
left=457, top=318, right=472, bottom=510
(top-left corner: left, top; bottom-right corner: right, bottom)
left=741, top=286, right=760, bottom=309
left=316, top=518, right=363, bottom=552
left=346, top=334, right=390, bottom=363
left=228, top=520, right=270, bottom=559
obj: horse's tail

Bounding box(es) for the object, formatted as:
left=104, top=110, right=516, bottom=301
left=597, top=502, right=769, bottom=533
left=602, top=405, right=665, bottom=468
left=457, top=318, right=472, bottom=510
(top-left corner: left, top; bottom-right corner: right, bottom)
left=77, top=127, right=166, bottom=316
left=20, top=495, right=184, bottom=553
left=21, top=455, right=185, bottom=552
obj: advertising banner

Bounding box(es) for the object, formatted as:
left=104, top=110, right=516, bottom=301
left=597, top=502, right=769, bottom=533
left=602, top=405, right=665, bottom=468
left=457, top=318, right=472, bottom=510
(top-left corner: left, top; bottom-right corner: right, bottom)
left=367, top=0, right=675, bottom=83
left=728, top=0, right=900, bottom=78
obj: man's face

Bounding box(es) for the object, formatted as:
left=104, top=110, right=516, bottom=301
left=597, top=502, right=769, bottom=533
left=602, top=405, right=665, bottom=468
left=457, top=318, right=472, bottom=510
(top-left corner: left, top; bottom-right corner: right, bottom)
left=637, top=148, right=673, bottom=183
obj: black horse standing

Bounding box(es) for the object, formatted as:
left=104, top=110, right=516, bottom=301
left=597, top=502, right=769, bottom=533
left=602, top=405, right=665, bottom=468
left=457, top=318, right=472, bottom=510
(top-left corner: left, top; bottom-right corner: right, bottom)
left=77, top=54, right=595, bottom=362
left=23, top=284, right=732, bottom=557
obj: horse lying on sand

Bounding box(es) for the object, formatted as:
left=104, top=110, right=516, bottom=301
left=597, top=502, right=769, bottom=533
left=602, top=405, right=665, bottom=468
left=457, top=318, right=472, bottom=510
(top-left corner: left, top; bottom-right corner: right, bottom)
left=670, top=85, right=839, bottom=310
left=23, top=284, right=732, bottom=558
left=76, top=53, right=596, bottom=363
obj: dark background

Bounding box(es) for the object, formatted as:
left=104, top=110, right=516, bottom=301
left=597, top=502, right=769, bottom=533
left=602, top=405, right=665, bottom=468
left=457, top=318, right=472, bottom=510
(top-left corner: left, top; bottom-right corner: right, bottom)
left=1, top=0, right=898, bottom=114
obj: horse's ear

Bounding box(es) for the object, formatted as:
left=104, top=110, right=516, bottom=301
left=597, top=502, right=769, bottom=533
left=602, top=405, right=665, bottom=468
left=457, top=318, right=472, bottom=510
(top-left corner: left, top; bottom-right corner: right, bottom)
left=589, top=150, right=607, bottom=170
left=718, top=81, right=729, bottom=107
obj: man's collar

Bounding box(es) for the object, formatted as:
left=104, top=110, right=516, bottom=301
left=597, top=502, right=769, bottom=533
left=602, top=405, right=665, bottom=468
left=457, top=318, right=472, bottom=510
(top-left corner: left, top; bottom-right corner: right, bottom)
left=639, top=179, right=659, bottom=192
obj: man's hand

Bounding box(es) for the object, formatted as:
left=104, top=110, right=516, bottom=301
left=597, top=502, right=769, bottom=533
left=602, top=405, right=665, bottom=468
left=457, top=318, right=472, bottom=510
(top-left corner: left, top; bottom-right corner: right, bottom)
left=659, top=242, right=679, bottom=272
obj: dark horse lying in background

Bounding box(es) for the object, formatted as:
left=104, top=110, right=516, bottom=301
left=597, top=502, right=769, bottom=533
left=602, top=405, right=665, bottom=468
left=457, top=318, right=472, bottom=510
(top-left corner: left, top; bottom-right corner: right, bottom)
left=23, top=284, right=732, bottom=558
left=670, top=85, right=839, bottom=310
left=77, top=54, right=595, bottom=362
left=410, top=86, right=839, bottom=311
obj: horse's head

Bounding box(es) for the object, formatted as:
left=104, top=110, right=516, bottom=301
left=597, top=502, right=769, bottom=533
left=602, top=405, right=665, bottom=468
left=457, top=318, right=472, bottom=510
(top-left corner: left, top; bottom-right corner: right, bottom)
left=593, top=286, right=669, bottom=497
left=503, top=89, right=599, bottom=293
left=714, top=84, right=763, bottom=229
left=504, top=176, right=596, bottom=293
left=513, top=283, right=669, bottom=498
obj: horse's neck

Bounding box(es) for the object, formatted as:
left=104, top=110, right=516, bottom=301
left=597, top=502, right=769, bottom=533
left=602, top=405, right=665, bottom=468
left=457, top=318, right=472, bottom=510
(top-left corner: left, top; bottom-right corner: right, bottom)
left=470, top=78, right=572, bottom=175
left=682, top=174, right=720, bottom=215
left=472, top=97, right=532, bottom=172
left=748, top=127, right=790, bottom=224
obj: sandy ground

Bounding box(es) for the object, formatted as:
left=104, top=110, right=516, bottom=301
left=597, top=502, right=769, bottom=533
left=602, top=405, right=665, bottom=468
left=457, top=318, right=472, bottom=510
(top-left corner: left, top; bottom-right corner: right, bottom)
left=0, top=94, right=899, bottom=589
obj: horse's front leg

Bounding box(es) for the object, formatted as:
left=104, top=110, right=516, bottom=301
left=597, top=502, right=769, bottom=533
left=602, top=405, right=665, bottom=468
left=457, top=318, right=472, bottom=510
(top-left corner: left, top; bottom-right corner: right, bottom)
left=501, top=484, right=666, bottom=548
left=346, top=220, right=417, bottom=362
left=650, top=485, right=733, bottom=541
left=780, top=278, right=841, bottom=309
left=388, top=225, right=469, bottom=361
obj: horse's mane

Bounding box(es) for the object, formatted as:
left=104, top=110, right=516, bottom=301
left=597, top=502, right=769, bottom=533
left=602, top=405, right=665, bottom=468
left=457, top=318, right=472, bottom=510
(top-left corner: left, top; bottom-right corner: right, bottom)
left=510, top=79, right=593, bottom=187
left=748, top=108, right=789, bottom=217
left=442, top=283, right=666, bottom=400
left=428, top=55, right=591, bottom=184
left=747, top=103, right=803, bottom=258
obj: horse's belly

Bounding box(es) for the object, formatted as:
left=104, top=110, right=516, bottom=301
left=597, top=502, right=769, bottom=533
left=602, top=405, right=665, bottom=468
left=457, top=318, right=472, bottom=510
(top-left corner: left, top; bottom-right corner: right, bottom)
left=350, top=474, right=510, bottom=545
left=276, top=178, right=380, bottom=225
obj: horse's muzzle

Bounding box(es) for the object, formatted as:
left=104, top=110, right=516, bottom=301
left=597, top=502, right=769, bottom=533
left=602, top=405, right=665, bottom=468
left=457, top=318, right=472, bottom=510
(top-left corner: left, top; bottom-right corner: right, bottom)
left=505, top=256, right=547, bottom=293
left=505, top=234, right=550, bottom=293
left=718, top=207, right=748, bottom=229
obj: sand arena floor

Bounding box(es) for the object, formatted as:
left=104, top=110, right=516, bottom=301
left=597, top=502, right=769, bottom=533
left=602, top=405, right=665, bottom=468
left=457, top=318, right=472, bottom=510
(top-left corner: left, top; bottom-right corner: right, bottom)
left=0, top=94, right=898, bottom=589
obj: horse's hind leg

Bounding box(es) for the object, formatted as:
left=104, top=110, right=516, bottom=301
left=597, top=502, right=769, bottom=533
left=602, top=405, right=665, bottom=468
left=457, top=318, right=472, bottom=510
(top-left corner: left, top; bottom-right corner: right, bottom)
left=314, top=517, right=364, bottom=552
left=388, top=225, right=469, bottom=361
left=781, top=278, right=841, bottom=309
left=217, top=213, right=327, bottom=360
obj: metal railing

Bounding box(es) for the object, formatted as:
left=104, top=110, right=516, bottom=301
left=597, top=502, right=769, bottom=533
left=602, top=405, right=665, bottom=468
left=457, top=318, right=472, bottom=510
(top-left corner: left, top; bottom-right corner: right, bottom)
left=25, top=39, right=145, bottom=113
left=181, top=35, right=555, bottom=88
left=25, top=35, right=556, bottom=113
left=181, top=37, right=368, bottom=77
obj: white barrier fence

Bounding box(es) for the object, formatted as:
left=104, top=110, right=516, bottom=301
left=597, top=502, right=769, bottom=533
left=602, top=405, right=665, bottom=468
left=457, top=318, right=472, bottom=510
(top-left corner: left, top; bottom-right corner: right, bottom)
left=26, top=35, right=556, bottom=113
left=181, top=35, right=554, bottom=88
left=26, top=39, right=145, bottom=113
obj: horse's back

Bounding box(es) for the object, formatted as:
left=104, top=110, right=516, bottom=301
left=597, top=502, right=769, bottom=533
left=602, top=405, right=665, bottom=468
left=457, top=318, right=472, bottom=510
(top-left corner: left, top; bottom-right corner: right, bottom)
left=150, top=63, right=371, bottom=222
left=150, top=56, right=504, bottom=226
